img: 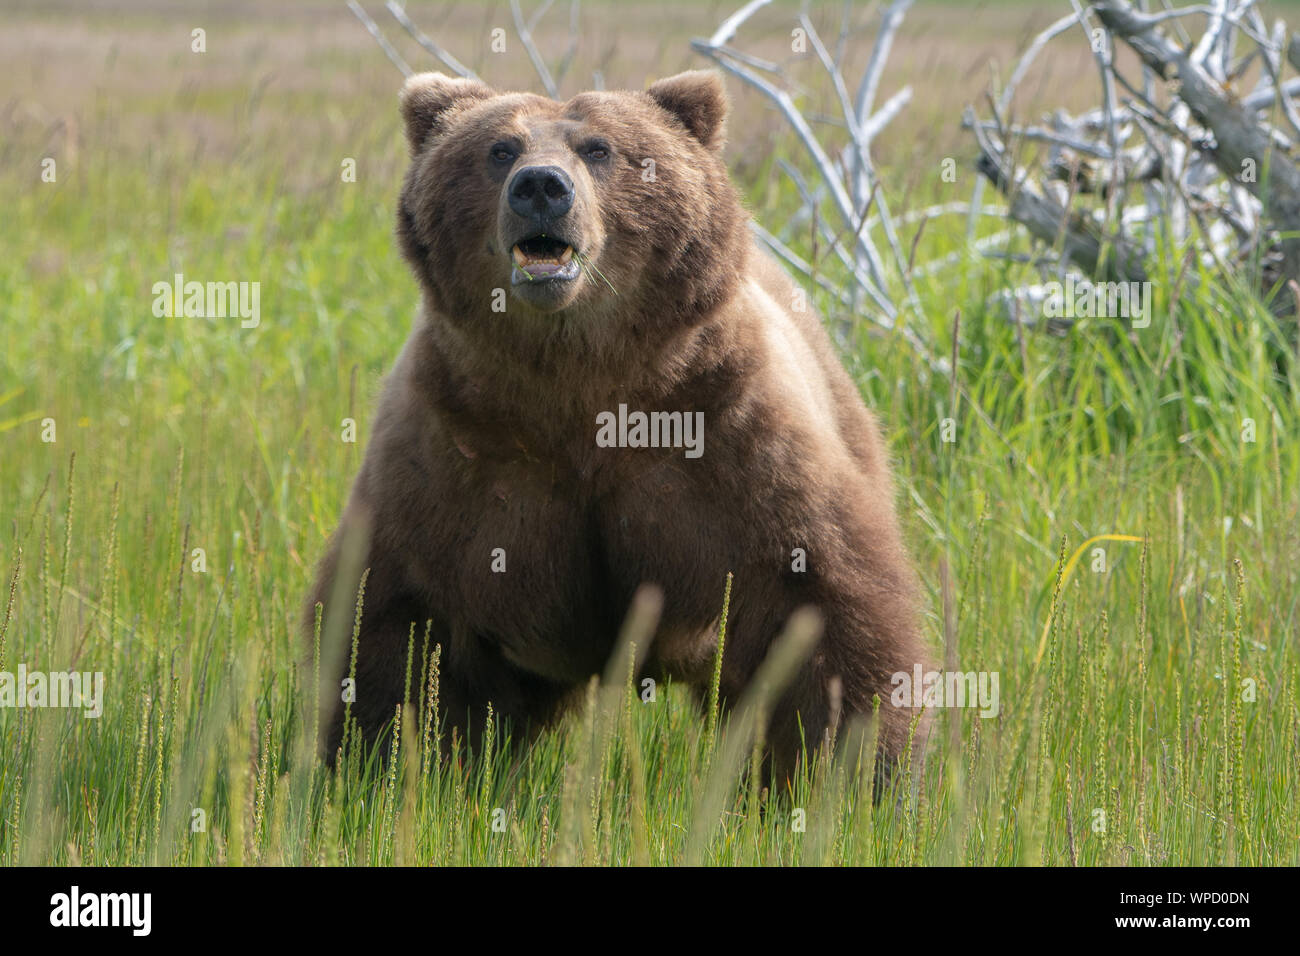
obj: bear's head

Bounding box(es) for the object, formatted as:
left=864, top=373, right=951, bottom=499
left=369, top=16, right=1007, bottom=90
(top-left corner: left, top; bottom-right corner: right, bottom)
left=396, top=70, right=748, bottom=331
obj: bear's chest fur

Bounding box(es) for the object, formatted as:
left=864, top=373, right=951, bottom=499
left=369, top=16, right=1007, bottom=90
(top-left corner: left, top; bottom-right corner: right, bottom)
left=397, top=443, right=610, bottom=682
left=364, top=370, right=760, bottom=684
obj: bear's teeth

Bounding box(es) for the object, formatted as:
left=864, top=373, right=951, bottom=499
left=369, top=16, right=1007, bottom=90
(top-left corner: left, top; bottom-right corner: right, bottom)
left=512, top=244, right=575, bottom=267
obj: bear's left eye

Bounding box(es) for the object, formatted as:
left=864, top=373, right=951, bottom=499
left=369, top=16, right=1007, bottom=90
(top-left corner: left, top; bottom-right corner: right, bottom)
left=583, top=144, right=610, bottom=162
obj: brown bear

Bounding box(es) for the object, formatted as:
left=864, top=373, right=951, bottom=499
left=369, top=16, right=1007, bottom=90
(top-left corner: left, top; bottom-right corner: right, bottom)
left=306, top=69, right=929, bottom=784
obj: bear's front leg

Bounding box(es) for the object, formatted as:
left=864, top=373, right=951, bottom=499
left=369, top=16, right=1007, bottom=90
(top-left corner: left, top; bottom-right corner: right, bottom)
left=620, top=440, right=931, bottom=793
left=311, top=547, right=574, bottom=764
left=709, top=564, right=928, bottom=793
left=308, top=547, right=439, bottom=762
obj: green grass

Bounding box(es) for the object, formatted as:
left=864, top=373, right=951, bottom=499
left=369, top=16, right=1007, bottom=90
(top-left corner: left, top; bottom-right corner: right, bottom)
left=2, top=1, right=1299, bottom=866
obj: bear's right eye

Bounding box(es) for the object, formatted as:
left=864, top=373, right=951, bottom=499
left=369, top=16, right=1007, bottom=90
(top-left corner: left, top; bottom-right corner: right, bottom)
left=490, top=144, right=517, bottom=165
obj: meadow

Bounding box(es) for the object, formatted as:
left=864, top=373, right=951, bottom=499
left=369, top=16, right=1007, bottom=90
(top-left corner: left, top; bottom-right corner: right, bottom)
left=1, top=0, right=1297, bottom=865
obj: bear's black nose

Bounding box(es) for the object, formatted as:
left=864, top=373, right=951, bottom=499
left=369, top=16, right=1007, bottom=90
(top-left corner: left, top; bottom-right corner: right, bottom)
left=508, top=165, right=574, bottom=222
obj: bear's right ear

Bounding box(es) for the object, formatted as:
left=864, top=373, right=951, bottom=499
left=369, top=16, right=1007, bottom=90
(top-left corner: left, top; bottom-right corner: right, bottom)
left=646, top=71, right=728, bottom=151
left=399, top=72, right=495, bottom=154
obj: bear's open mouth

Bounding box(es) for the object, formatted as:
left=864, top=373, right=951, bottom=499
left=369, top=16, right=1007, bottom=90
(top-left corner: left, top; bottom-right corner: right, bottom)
left=511, top=235, right=580, bottom=284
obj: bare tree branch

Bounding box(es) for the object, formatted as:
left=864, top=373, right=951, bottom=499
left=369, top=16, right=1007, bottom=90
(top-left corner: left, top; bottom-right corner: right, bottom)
left=511, top=0, right=559, bottom=98
left=347, top=0, right=411, bottom=78
left=384, top=0, right=477, bottom=79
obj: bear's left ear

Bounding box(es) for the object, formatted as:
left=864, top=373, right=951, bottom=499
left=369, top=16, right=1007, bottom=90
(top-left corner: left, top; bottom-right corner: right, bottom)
left=646, top=71, right=728, bottom=151
left=399, top=72, right=496, bottom=155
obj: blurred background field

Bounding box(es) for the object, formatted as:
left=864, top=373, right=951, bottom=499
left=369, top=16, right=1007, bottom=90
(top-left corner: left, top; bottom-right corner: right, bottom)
left=1, top=0, right=1298, bottom=865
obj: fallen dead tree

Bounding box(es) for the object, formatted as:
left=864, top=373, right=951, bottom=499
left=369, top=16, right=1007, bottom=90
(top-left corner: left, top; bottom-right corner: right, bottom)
left=968, top=0, right=1300, bottom=320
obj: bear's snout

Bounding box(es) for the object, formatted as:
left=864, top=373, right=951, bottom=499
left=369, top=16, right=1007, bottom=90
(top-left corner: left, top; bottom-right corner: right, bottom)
left=501, top=161, right=589, bottom=305
left=508, top=165, right=575, bottom=224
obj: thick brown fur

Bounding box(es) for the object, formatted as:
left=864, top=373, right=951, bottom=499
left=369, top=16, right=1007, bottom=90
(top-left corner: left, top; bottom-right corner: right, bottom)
left=306, top=70, right=930, bottom=782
